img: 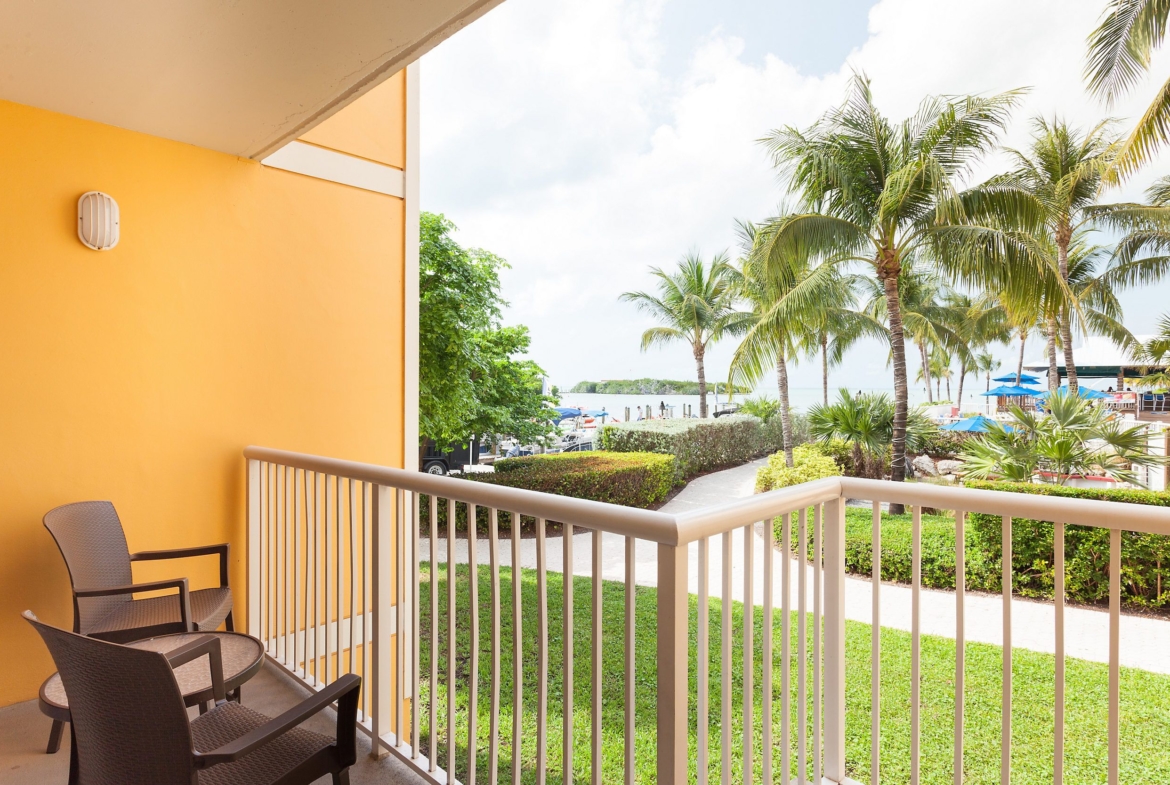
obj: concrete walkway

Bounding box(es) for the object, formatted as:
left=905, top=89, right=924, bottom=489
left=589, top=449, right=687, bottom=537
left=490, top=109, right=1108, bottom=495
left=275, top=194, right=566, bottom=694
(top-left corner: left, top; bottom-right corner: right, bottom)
left=421, top=458, right=1170, bottom=675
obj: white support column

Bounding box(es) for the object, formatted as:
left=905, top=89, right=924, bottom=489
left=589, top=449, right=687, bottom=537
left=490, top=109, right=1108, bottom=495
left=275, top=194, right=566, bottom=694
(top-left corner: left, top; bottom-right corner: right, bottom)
left=403, top=61, right=421, bottom=473
left=656, top=543, right=689, bottom=785
left=247, top=459, right=262, bottom=639
left=370, top=484, right=393, bottom=758
left=823, top=497, right=847, bottom=783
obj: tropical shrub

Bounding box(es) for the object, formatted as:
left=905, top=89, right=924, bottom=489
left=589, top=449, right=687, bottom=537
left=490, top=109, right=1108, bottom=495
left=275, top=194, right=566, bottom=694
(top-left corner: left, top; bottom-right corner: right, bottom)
left=808, top=389, right=939, bottom=479
left=598, top=415, right=767, bottom=478
left=959, top=391, right=1165, bottom=485
left=755, top=443, right=842, bottom=492
left=421, top=451, right=677, bottom=534
left=965, top=480, right=1170, bottom=609
left=913, top=430, right=968, bottom=459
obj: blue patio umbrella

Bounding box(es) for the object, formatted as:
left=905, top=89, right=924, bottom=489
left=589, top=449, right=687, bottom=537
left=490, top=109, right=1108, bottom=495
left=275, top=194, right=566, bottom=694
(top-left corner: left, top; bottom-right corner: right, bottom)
left=943, top=415, right=1013, bottom=433
left=981, top=385, right=1039, bottom=397
left=1036, top=386, right=1108, bottom=400
left=552, top=406, right=582, bottom=423
left=992, top=373, right=1041, bottom=384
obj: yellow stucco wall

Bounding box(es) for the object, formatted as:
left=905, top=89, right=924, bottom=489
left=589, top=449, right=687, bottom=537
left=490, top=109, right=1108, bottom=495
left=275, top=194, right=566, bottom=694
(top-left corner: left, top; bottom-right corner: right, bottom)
left=300, top=72, right=406, bottom=168
left=0, top=93, right=408, bottom=706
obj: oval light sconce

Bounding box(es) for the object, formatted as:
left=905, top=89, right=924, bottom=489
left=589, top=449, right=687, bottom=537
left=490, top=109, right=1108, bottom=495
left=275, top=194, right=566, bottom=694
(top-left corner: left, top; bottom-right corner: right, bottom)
left=77, top=191, right=120, bottom=250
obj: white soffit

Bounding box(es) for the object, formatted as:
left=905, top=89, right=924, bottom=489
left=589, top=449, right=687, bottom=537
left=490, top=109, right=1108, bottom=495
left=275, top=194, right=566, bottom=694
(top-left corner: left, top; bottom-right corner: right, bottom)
left=0, top=0, right=505, bottom=159
left=262, top=142, right=405, bottom=197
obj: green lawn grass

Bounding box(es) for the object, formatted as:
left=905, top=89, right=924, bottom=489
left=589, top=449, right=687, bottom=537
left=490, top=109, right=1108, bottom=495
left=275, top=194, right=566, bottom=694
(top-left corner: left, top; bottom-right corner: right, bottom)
left=417, top=563, right=1170, bottom=785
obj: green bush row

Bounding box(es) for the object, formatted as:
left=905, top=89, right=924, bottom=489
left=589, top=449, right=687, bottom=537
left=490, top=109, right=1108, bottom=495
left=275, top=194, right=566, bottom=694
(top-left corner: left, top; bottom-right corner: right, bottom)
left=421, top=451, right=677, bottom=534
left=781, top=481, right=1170, bottom=610
left=755, top=443, right=842, bottom=493
left=598, top=415, right=779, bottom=479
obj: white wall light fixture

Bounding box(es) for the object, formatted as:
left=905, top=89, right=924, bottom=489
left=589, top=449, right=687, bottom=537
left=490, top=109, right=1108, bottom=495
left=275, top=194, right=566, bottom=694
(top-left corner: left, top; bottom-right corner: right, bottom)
left=77, top=191, right=120, bottom=250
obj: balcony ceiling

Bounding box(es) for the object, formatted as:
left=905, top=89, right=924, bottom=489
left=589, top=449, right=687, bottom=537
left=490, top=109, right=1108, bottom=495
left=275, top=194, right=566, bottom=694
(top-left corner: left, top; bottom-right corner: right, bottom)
left=0, top=0, right=503, bottom=159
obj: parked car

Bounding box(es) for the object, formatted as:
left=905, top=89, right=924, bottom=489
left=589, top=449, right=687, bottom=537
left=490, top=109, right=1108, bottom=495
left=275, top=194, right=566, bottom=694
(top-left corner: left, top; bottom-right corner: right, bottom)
left=420, top=437, right=479, bottom=475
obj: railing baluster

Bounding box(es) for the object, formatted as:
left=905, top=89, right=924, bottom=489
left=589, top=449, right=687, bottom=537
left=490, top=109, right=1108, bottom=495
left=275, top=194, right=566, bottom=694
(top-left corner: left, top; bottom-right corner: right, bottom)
left=814, top=503, right=823, bottom=784
left=1054, top=522, right=1065, bottom=785
left=722, top=530, right=732, bottom=785
left=624, top=535, right=636, bottom=785
left=447, top=498, right=456, bottom=778
left=1108, top=528, right=1121, bottom=785
left=304, top=472, right=313, bottom=682
left=397, top=487, right=406, bottom=748
left=800, top=507, right=809, bottom=783
left=316, top=475, right=325, bottom=692
left=512, top=512, right=523, bottom=785
left=335, top=476, right=343, bottom=687
left=371, top=482, right=392, bottom=758
left=364, top=483, right=372, bottom=723
left=294, top=469, right=303, bottom=676
left=592, top=529, right=603, bottom=785
left=762, top=516, right=774, bottom=785
left=697, top=536, right=709, bottom=785
left=537, top=517, right=549, bottom=785
left=247, top=459, right=262, bottom=644
left=411, top=490, right=420, bottom=755
left=260, top=462, right=268, bottom=650
left=469, top=503, right=479, bottom=783
left=871, top=501, right=880, bottom=784
left=955, top=510, right=966, bottom=785
left=490, top=508, right=502, bottom=784
left=429, top=494, right=439, bottom=773
left=782, top=513, right=791, bottom=783
left=564, top=523, right=574, bottom=785
left=1002, top=515, right=1012, bottom=785
left=912, top=505, right=922, bottom=785
left=743, top=524, right=754, bottom=785
left=277, top=465, right=286, bottom=661
left=350, top=480, right=358, bottom=681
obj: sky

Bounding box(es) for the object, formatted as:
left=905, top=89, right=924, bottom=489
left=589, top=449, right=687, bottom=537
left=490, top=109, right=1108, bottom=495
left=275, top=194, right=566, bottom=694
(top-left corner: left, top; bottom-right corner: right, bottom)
left=419, top=0, right=1170, bottom=397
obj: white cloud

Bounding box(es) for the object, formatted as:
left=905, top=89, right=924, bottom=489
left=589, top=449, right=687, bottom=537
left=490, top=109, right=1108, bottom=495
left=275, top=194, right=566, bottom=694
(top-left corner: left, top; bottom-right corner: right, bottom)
left=421, top=0, right=1170, bottom=398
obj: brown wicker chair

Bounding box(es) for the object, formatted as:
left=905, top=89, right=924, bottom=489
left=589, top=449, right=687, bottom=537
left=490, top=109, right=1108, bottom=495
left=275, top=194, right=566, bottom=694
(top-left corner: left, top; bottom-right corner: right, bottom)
left=44, top=501, right=234, bottom=642
left=24, top=610, right=360, bottom=785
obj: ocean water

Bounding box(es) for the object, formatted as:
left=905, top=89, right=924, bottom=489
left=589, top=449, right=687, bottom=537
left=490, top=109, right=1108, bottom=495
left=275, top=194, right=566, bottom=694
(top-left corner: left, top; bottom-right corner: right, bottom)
left=556, top=386, right=973, bottom=422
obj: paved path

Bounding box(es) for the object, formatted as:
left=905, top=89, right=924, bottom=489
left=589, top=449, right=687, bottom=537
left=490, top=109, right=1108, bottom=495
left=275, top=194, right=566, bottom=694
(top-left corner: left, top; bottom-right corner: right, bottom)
left=421, top=458, right=1170, bottom=675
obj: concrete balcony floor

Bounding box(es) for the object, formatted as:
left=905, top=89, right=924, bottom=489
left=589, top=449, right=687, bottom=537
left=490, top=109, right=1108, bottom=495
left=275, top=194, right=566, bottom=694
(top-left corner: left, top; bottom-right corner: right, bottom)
left=0, top=661, right=430, bottom=785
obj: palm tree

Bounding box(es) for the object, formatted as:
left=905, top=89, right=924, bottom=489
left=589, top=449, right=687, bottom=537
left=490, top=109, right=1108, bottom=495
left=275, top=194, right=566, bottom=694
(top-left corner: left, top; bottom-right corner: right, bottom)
left=726, top=219, right=824, bottom=466
left=974, top=350, right=1001, bottom=393
left=998, top=118, right=1122, bottom=393
left=943, top=291, right=1010, bottom=409
left=758, top=75, right=1041, bottom=504
left=809, top=389, right=938, bottom=479
left=621, top=252, right=738, bottom=418
left=797, top=272, right=880, bottom=405
left=1086, top=0, right=1170, bottom=181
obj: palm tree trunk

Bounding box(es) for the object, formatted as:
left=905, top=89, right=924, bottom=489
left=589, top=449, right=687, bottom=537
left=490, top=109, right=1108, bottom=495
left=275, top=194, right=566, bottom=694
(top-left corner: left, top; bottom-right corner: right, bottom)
left=919, top=342, right=934, bottom=403
left=945, top=375, right=951, bottom=402
left=882, top=268, right=909, bottom=511
left=777, top=354, right=794, bottom=468
left=695, top=343, right=708, bottom=418
left=1016, top=332, right=1027, bottom=384
left=1057, top=231, right=1078, bottom=393
left=957, top=360, right=966, bottom=410
left=821, top=333, right=829, bottom=405
left=1046, top=317, right=1060, bottom=393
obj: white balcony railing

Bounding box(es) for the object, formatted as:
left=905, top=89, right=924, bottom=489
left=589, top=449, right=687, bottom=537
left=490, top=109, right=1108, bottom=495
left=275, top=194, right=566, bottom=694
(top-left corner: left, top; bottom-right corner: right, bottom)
left=245, top=445, right=1170, bottom=785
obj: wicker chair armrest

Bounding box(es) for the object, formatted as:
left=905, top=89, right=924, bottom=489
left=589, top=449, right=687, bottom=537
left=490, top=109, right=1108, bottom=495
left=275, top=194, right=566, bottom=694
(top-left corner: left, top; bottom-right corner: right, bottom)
left=165, top=635, right=226, bottom=703
left=193, top=674, right=362, bottom=768
left=74, top=578, right=193, bottom=631
left=131, top=543, right=230, bottom=587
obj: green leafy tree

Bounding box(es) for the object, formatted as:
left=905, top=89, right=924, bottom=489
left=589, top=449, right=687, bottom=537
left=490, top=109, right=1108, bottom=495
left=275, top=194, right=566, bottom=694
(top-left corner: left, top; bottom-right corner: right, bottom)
left=621, top=252, right=740, bottom=419
left=419, top=212, right=556, bottom=449
left=758, top=74, right=1042, bottom=507
left=960, top=391, right=1163, bottom=485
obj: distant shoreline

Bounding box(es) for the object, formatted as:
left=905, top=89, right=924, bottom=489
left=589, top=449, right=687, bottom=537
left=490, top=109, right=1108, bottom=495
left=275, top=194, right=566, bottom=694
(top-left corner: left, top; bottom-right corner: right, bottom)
left=569, top=378, right=752, bottom=396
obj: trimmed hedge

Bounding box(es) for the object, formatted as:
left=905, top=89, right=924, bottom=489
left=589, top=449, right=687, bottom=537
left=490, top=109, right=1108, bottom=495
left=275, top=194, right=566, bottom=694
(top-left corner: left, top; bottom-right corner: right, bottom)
left=755, top=444, right=842, bottom=493
left=964, top=480, right=1170, bottom=609
left=421, top=451, right=677, bottom=534
left=598, top=415, right=775, bottom=479
left=781, top=482, right=1170, bottom=610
